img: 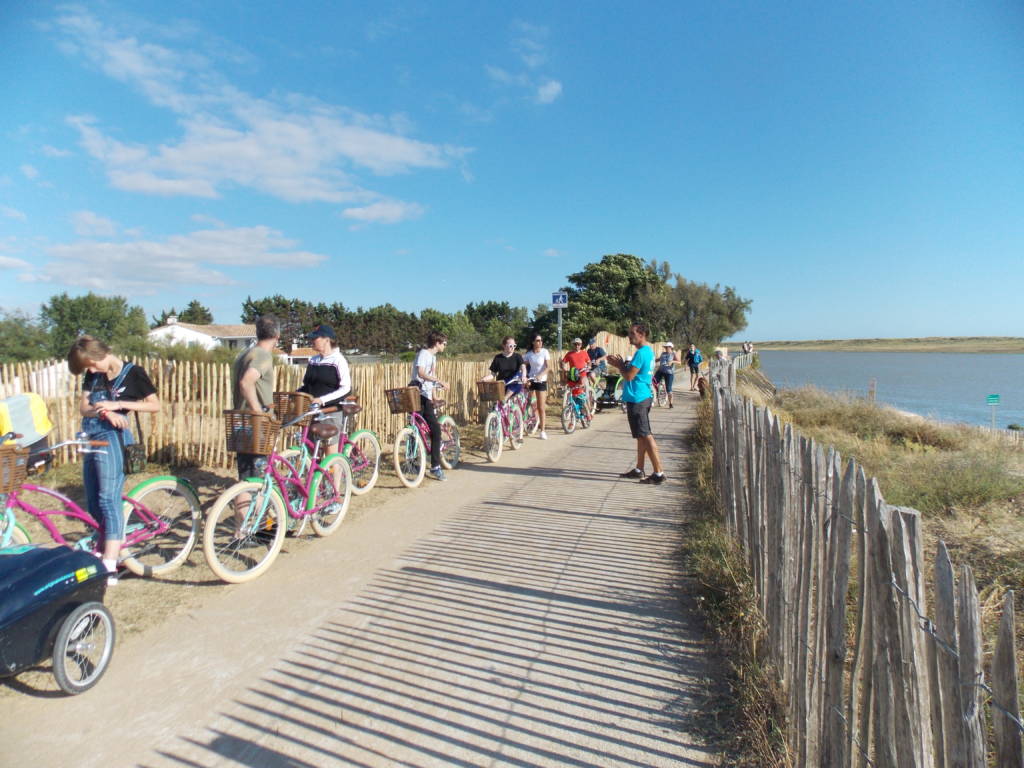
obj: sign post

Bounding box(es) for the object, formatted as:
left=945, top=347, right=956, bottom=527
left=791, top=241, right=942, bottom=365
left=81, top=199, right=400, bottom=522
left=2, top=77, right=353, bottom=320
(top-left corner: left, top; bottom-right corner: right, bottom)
left=551, top=292, right=568, bottom=355
left=987, top=394, right=1000, bottom=430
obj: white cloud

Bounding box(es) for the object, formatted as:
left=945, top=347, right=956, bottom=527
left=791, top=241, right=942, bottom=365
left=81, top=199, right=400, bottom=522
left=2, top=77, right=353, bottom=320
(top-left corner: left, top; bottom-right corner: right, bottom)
left=41, top=226, right=328, bottom=295
left=0, top=256, right=31, bottom=270
left=191, top=213, right=226, bottom=228
left=42, top=145, right=73, bottom=157
left=544, top=248, right=562, bottom=258
left=486, top=23, right=563, bottom=106
left=55, top=11, right=469, bottom=207
left=536, top=80, right=562, bottom=104
left=1, top=206, right=26, bottom=221
left=20, top=165, right=39, bottom=180
left=72, top=210, right=118, bottom=237
left=341, top=200, right=425, bottom=225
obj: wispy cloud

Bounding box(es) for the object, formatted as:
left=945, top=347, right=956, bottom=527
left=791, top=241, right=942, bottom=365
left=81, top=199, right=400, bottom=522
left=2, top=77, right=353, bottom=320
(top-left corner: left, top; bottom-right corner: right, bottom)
left=544, top=248, right=562, bottom=258
left=341, top=200, right=425, bottom=226
left=1, top=206, right=27, bottom=221
left=72, top=210, right=118, bottom=237
left=486, top=22, right=563, bottom=105
left=53, top=9, right=467, bottom=217
left=41, top=145, right=73, bottom=157
left=0, top=255, right=32, bottom=270
left=41, top=226, right=328, bottom=295
left=20, top=164, right=39, bottom=180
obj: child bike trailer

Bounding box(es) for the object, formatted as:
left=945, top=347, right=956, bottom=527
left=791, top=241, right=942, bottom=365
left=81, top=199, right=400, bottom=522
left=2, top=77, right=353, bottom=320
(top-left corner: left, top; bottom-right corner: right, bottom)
left=0, top=545, right=114, bottom=694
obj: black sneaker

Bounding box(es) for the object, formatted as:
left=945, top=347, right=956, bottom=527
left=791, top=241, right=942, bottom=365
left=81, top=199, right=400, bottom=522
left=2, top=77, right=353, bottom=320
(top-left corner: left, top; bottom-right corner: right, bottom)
left=640, top=473, right=666, bottom=485
left=619, top=467, right=645, bottom=479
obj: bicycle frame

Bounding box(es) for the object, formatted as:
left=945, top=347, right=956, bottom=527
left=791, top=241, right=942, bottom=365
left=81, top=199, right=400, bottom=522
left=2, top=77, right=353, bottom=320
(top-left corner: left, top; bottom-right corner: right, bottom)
left=255, top=416, right=341, bottom=523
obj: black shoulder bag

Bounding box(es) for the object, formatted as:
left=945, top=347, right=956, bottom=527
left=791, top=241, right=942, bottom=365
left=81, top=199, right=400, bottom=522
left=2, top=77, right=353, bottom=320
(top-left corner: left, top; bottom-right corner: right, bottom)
left=110, top=363, right=148, bottom=475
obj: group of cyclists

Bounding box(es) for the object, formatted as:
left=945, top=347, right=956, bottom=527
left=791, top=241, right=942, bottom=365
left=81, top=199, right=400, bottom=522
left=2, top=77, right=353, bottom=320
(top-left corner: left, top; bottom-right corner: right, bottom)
left=2, top=316, right=700, bottom=585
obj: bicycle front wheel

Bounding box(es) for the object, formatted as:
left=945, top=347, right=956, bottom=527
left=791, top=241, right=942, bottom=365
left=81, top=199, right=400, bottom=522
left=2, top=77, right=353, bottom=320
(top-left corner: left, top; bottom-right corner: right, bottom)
left=393, top=426, right=426, bottom=488
left=484, top=412, right=503, bottom=463
left=439, top=415, right=461, bottom=470
left=656, top=381, right=668, bottom=407
left=561, top=401, right=577, bottom=434
left=345, top=430, right=381, bottom=495
left=524, top=399, right=540, bottom=436
left=309, top=454, right=352, bottom=537
left=508, top=404, right=525, bottom=450
left=121, top=477, right=201, bottom=577
left=202, top=481, right=287, bottom=583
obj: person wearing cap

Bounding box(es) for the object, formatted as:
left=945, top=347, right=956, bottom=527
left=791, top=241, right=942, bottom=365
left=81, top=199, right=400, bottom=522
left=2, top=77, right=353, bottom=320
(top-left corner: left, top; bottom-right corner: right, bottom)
left=586, top=337, right=608, bottom=377
left=298, top=323, right=351, bottom=451
left=654, top=341, right=679, bottom=408
left=561, top=337, right=591, bottom=385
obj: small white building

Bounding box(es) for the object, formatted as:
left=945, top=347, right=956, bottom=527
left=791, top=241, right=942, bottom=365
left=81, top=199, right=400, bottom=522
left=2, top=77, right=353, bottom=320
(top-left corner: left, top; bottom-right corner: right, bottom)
left=148, top=316, right=257, bottom=350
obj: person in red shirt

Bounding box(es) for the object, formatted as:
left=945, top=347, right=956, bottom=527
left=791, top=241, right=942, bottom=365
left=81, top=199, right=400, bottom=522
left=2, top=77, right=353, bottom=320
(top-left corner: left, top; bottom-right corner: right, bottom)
left=561, top=337, right=591, bottom=382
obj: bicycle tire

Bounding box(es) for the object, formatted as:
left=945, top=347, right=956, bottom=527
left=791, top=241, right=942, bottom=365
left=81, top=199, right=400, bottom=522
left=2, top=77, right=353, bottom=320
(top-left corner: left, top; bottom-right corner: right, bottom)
left=560, top=401, right=576, bottom=434
left=579, top=398, right=592, bottom=429
left=484, top=411, right=503, bottom=463
left=508, top=404, right=525, bottom=450
left=345, top=430, right=381, bottom=495
left=202, top=480, right=287, bottom=583
left=120, top=477, right=201, bottom=577
left=309, top=454, right=352, bottom=537
left=393, top=426, right=426, bottom=488
left=52, top=601, right=115, bottom=695
left=439, top=415, right=461, bottom=470
left=656, top=381, right=669, bottom=407
left=273, top=451, right=308, bottom=535
left=523, top=397, right=540, bottom=436
left=1, top=509, right=30, bottom=547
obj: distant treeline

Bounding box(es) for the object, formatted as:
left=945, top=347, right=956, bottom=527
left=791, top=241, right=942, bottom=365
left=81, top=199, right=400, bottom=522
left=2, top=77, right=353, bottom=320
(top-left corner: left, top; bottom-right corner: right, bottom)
left=1, top=254, right=752, bottom=363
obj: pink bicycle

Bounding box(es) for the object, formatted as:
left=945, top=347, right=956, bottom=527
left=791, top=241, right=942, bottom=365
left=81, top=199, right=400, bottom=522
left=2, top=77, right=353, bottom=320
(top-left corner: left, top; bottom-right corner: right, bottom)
left=0, top=431, right=201, bottom=578
left=202, top=403, right=352, bottom=583
left=388, top=387, right=461, bottom=488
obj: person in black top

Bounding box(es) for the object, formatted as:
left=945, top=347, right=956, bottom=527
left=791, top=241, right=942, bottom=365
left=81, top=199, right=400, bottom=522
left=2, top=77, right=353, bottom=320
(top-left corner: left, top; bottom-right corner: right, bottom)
left=480, top=336, right=527, bottom=399
left=297, top=324, right=351, bottom=451
left=68, top=335, right=160, bottom=584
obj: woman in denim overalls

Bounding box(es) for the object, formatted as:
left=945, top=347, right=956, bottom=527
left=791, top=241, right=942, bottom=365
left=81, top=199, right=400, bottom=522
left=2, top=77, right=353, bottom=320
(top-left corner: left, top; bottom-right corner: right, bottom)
left=68, top=336, right=160, bottom=582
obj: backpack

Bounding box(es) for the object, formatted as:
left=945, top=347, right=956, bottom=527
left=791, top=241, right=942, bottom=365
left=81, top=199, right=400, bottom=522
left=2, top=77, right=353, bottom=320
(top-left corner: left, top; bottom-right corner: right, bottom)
left=692, top=349, right=702, bottom=364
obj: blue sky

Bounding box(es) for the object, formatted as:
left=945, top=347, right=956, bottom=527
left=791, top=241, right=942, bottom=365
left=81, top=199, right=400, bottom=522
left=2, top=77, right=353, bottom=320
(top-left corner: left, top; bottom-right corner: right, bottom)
left=2, top=1, right=1023, bottom=341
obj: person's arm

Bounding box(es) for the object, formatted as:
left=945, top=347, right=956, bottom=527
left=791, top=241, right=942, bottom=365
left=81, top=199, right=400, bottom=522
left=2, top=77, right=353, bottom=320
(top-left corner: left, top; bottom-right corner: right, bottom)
left=239, top=366, right=265, bottom=412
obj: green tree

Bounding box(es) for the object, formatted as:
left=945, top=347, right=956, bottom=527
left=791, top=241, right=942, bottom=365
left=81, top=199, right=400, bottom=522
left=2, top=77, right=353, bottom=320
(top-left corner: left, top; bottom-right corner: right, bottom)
left=0, top=309, right=51, bottom=363
left=241, top=295, right=317, bottom=350
left=150, top=300, right=213, bottom=328
left=557, top=253, right=663, bottom=340
left=40, top=292, right=148, bottom=358
left=419, top=309, right=481, bottom=355
left=464, top=300, right=532, bottom=349
left=638, top=274, right=752, bottom=349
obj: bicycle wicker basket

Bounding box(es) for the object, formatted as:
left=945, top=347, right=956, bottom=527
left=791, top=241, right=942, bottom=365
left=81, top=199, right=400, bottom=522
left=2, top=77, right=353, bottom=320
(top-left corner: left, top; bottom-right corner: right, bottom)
left=273, top=391, right=314, bottom=422
left=476, top=380, right=506, bottom=401
left=223, top=410, right=281, bottom=454
left=384, top=387, right=420, bottom=414
left=0, top=444, right=28, bottom=494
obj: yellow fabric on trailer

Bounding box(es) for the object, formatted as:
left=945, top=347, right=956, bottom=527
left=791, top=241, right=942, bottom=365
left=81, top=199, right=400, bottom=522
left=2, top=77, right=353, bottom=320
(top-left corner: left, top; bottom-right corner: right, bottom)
left=0, top=393, right=54, bottom=447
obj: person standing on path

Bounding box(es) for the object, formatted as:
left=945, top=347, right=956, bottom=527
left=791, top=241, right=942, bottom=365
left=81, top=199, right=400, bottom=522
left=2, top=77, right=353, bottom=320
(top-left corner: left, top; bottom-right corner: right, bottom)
left=231, top=315, right=280, bottom=482
left=684, top=343, right=703, bottom=391
left=654, top=341, right=679, bottom=408
left=411, top=330, right=449, bottom=481
left=523, top=334, right=550, bottom=440
left=608, top=323, right=665, bottom=484
left=297, top=324, right=352, bottom=453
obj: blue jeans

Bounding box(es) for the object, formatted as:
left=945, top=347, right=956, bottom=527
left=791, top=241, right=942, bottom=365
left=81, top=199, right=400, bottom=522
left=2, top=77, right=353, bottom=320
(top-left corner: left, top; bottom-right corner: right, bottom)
left=82, top=417, right=132, bottom=541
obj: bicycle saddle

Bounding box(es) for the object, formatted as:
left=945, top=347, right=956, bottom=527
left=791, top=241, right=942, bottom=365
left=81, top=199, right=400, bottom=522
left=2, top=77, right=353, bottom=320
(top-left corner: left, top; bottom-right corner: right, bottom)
left=342, top=402, right=362, bottom=415
left=309, top=421, right=339, bottom=440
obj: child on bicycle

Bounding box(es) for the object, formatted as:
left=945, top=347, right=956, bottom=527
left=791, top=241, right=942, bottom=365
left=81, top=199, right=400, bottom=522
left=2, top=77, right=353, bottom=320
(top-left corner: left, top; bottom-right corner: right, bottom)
left=411, top=330, right=448, bottom=481
left=68, top=335, right=161, bottom=584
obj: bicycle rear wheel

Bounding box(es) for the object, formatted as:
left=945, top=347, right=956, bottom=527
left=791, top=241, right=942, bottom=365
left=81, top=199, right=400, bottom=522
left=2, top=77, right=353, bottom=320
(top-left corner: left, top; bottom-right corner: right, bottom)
left=561, top=401, right=577, bottom=434
left=484, top=411, right=503, bottom=463
left=439, top=415, right=461, bottom=469
left=508, top=404, right=525, bottom=450
left=309, top=454, right=352, bottom=536
left=1, top=509, right=30, bottom=547
left=121, top=477, right=201, bottom=577
left=393, top=426, right=426, bottom=488
left=202, top=481, right=287, bottom=583
left=345, top=430, right=381, bottom=495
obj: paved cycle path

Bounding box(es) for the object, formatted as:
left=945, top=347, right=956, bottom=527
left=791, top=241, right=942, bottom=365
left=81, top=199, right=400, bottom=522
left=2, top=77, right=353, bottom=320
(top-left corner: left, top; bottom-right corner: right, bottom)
left=1, top=389, right=719, bottom=767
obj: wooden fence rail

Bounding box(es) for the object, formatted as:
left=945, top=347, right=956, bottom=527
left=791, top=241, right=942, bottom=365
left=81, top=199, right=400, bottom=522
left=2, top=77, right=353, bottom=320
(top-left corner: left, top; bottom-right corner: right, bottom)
left=0, top=330, right=642, bottom=470
left=712, top=356, right=1024, bottom=767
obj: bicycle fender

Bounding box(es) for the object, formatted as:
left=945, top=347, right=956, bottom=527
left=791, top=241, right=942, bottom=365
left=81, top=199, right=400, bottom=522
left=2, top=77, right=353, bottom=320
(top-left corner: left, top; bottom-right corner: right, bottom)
left=342, top=430, right=377, bottom=457
left=124, top=474, right=198, bottom=500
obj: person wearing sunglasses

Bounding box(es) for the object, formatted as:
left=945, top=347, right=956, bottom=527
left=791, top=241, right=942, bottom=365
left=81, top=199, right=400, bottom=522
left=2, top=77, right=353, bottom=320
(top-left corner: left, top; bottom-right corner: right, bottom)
left=481, top=336, right=527, bottom=399
left=523, top=335, right=550, bottom=439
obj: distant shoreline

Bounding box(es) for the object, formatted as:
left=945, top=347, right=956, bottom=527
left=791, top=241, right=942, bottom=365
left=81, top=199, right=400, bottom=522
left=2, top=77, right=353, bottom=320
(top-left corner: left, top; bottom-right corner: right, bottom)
left=742, top=337, right=1024, bottom=354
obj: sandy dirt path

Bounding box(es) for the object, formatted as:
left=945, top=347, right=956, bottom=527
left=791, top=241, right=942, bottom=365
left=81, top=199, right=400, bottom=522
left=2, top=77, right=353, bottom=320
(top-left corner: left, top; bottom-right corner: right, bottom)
left=0, top=388, right=718, bottom=767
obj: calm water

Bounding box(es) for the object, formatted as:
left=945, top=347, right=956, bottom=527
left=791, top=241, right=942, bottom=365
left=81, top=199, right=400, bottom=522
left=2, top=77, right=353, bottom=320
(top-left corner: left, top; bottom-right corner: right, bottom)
left=758, top=351, right=1024, bottom=428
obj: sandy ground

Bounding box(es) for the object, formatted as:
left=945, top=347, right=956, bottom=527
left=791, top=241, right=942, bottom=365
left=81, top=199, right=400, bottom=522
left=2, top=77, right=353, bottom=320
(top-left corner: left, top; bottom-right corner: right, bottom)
left=1, top=388, right=719, bottom=767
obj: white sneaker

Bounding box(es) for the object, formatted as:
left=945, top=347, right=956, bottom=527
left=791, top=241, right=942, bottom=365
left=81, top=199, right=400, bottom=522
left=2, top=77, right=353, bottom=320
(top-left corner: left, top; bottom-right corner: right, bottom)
left=539, top=431, right=548, bottom=440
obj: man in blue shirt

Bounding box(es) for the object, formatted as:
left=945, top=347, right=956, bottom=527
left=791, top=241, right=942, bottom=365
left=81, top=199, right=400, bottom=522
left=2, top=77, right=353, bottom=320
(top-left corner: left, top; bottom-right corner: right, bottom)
left=607, top=323, right=665, bottom=484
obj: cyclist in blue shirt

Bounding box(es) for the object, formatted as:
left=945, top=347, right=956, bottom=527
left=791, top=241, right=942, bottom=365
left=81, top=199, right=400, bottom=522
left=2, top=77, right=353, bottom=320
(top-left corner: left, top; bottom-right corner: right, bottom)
left=607, top=323, right=665, bottom=484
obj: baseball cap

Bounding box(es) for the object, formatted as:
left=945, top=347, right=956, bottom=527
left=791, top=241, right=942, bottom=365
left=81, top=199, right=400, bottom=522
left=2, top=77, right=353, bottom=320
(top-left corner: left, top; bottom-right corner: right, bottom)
left=572, top=337, right=582, bottom=344
left=588, top=337, right=597, bottom=345
left=309, top=324, right=336, bottom=340
left=664, top=341, right=674, bottom=347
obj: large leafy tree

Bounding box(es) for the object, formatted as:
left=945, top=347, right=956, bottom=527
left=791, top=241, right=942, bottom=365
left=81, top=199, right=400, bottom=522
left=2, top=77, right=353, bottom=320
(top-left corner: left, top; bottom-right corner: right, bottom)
left=151, top=299, right=215, bottom=328
left=464, top=300, right=531, bottom=349
left=0, top=309, right=51, bottom=363
left=638, top=273, right=752, bottom=349
left=241, top=295, right=317, bottom=350
left=40, top=292, right=148, bottom=358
